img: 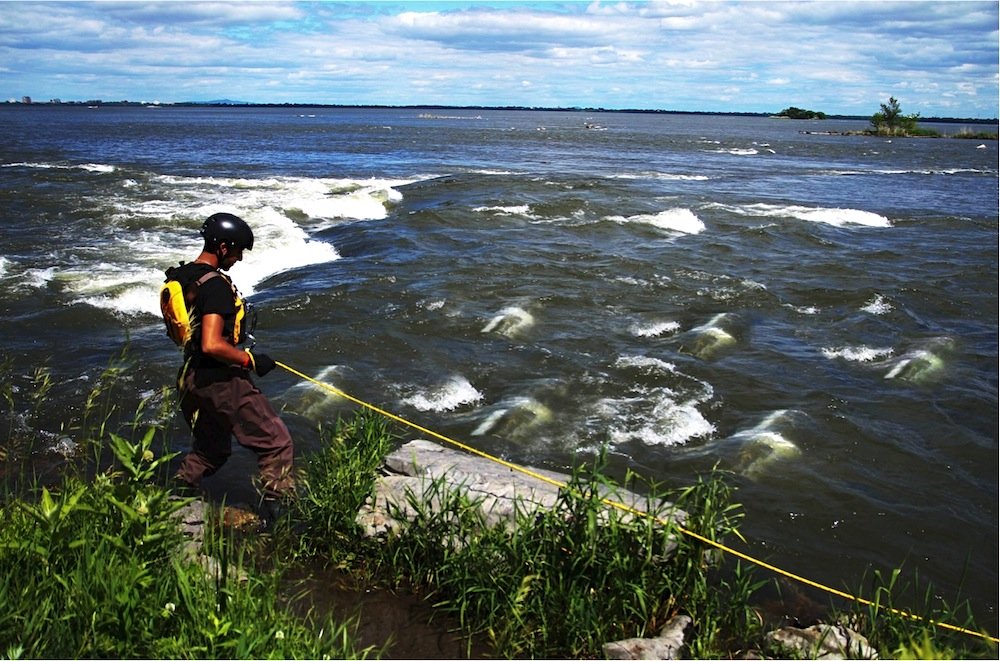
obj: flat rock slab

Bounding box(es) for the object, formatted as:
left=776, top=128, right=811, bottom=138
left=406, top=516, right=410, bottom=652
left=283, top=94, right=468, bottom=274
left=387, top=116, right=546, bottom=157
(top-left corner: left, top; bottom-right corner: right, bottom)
left=358, top=439, right=685, bottom=537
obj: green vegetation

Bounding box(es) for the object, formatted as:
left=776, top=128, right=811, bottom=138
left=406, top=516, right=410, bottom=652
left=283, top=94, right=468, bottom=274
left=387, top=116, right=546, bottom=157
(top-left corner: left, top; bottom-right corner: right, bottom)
left=866, top=96, right=947, bottom=137
left=0, top=353, right=373, bottom=659
left=777, top=106, right=826, bottom=120
left=2, top=351, right=996, bottom=658
left=366, top=458, right=761, bottom=658
left=0, top=431, right=370, bottom=658
left=951, top=127, right=1000, bottom=140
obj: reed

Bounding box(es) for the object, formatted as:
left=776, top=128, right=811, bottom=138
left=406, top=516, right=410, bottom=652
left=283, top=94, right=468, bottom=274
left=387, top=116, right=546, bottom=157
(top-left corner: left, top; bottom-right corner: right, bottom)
left=0, top=351, right=374, bottom=659
left=368, top=453, right=764, bottom=658
left=0, top=425, right=371, bottom=659
left=828, top=566, right=994, bottom=659
left=289, top=409, right=396, bottom=561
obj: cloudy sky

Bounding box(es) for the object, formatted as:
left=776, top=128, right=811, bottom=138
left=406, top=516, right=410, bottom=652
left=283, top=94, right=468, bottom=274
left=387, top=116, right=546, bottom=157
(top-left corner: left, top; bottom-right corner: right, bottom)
left=2, top=1, right=997, bottom=118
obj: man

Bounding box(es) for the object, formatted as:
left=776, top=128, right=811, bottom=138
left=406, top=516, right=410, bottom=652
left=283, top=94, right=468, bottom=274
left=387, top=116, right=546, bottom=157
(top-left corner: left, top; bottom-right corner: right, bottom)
left=166, top=212, right=294, bottom=521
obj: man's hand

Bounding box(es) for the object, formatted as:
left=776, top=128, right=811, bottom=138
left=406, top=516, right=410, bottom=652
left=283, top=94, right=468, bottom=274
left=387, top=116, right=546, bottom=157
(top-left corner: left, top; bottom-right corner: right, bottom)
left=244, top=349, right=276, bottom=377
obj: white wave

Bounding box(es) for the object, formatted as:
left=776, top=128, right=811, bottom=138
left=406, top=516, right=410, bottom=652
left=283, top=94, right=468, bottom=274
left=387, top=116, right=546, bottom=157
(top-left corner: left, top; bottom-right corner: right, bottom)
left=783, top=303, right=820, bottom=315
left=482, top=306, right=534, bottom=337
left=609, top=208, right=705, bottom=234
left=280, top=365, right=349, bottom=420
left=402, top=375, right=483, bottom=412
left=46, top=172, right=427, bottom=316
left=64, top=205, right=340, bottom=315
left=681, top=313, right=741, bottom=360
left=599, top=360, right=716, bottom=448
left=2, top=160, right=116, bottom=173
left=706, top=147, right=758, bottom=156
left=22, top=266, right=56, bottom=288
left=79, top=163, right=116, bottom=174
left=861, top=294, right=893, bottom=315
left=604, top=394, right=716, bottom=448
left=822, top=345, right=894, bottom=362
left=473, top=204, right=532, bottom=215
left=611, top=172, right=710, bottom=181
left=146, top=173, right=415, bottom=224
left=719, top=202, right=891, bottom=228
left=0, top=256, right=8, bottom=278
left=419, top=299, right=446, bottom=311
left=471, top=396, right=552, bottom=438
left=629, top=320, right=680, bottom=337
left=614, top=355, right=677, bottom=374
left=883, top=338, right=954, bottom=384
left=727, top=409, right=805, bottom=479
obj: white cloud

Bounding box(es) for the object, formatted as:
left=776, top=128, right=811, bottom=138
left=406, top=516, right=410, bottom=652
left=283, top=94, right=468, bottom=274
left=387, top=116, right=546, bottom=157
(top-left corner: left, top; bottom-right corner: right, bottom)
left=0, top=0, right=996, bottom=117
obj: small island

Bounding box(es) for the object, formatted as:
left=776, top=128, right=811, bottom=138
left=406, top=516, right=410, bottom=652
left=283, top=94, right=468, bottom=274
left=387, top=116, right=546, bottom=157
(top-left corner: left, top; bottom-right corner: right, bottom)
left=789, top=97, right=997, bottom=140
left=774, top=106, right=827, bottom=120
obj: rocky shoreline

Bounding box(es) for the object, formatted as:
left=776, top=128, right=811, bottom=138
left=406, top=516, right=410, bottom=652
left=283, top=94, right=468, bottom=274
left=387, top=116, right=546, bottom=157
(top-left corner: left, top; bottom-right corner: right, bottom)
left=177, top=439, right=878, bottom=659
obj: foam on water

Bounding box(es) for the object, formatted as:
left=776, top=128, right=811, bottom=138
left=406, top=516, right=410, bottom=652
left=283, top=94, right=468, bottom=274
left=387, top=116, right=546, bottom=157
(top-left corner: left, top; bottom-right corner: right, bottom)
left=680, top=313, right=742, bottom=360
left=716, top=202, right=891, bottom=227
left=611, top=172, right=711, bottom=181
left=604, top=393, right=716, bottom=448
left=2, top=161, right=115, bottom=173
left=280, top=365, right=349, bottom=421
left=822, top=345, right=894, bottom=362
left=599, top=355, right=716, bottom=448
left=25, top=171, right=423, bottom=316
left=882, top=338, right=954, bottom=384
left=473, top=204, right=532, bottom=215
left=471, top=396, right=552, bottom=438
left=482, top=306, right=535, bottom=338
left=629, top=320, right=681, bottom=338
left=861, top=293, right=893, bottom=315
left=614, top=355, right=677, bottom=374
left=401, top=375, right=484, bottom=412
left=705, top=147, right=759, bottom=156
left=147, top=173, right=411, bottom=225
left=608, top=208, right=705, bottom=235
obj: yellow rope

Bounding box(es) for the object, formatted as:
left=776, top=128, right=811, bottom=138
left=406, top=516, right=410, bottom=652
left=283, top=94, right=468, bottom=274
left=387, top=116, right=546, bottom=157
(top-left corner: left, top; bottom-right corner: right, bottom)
left=276, top=360, right=998, bottom=644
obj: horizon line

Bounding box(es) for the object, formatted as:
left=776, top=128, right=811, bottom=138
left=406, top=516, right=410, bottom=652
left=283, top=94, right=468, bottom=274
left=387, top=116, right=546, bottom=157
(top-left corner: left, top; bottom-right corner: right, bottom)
left=3, top=99, right=996, bottom=123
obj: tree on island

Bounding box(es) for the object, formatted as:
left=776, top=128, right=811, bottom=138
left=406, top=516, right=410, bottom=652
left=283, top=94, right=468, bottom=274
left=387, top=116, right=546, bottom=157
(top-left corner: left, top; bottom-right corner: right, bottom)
left=777, top=106, right=826, bottom=119
left=869, top=96, right=920, bottom=136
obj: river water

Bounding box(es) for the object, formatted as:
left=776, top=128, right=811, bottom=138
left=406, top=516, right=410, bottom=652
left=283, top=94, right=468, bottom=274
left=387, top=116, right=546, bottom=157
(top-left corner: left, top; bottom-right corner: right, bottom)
left=1, top=106, right=996, bottom=629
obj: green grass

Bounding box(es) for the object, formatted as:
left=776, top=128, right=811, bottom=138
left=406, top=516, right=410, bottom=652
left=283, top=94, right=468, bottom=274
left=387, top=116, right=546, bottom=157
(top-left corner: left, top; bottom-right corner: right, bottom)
left=354, top=455, right=765, bottom=658
left=3, top=350, right=997, bottom=658
left=0, top=428, right=372, bottom=659
left=288, top=409, right=395, bottom=561
left=829, top=566, right=994, bottom=660
left=0, top=351, right=376, bottom=659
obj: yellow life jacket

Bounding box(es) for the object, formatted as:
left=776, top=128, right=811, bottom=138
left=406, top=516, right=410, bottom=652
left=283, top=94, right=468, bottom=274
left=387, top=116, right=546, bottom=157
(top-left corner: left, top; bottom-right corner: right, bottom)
left=160, top=269, right=250, bottom=348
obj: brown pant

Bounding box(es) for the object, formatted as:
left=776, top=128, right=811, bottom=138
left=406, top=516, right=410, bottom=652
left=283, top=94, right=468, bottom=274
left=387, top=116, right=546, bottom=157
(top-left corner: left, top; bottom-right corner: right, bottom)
left=176, top=366, right=294, bottom=498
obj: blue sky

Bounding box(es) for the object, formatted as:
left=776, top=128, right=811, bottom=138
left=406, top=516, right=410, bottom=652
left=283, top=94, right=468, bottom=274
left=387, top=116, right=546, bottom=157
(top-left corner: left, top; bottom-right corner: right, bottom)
left=2, top=1, right=997, bottom=118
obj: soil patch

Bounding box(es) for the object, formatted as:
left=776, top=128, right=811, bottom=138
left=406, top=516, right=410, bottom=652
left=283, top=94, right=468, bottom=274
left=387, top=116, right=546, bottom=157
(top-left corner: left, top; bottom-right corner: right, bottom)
left=283, top=566, right=497, bottom=659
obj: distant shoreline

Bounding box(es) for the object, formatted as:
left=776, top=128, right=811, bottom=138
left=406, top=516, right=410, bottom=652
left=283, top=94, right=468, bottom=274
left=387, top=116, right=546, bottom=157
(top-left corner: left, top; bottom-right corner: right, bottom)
left=2, top=100, right=996, bottom=125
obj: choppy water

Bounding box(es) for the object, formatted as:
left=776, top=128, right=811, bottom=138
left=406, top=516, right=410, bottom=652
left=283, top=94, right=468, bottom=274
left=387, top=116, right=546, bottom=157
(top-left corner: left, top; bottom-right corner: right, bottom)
left=1, top=106, right=997, bottom=627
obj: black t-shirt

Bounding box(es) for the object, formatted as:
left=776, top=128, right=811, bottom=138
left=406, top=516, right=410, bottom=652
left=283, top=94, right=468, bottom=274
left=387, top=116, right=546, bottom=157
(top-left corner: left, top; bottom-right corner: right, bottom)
left=170, top=261, right=238, bottom=369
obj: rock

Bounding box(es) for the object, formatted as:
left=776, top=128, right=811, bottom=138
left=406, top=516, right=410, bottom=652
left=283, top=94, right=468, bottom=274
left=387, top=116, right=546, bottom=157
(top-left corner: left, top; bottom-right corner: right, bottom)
left=358, top=439, right=686, bottom=538
left=603, top=614, right=692, bottom=659
left=766, top=623, right=878, bottom=660
left=173, top=498, right=248, bottom=583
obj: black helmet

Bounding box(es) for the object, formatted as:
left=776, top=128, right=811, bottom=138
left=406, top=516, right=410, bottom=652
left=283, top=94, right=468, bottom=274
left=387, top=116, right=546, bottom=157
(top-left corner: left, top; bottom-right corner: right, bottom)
left=200, top=213, right=254, bottom=251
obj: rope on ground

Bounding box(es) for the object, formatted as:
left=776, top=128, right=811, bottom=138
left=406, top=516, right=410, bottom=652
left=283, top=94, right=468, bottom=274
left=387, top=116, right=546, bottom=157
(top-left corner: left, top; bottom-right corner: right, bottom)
left=276, top=360, right=998, bottom=645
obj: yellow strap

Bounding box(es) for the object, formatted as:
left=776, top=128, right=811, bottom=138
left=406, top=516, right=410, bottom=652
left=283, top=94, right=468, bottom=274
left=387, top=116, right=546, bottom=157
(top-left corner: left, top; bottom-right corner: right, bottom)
left=275, top=360, right=998, bottom=644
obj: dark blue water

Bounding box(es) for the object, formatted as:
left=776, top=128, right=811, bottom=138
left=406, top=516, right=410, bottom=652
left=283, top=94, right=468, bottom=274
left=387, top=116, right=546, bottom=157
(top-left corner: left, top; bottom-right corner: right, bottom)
left=1, top=106, right=997, bottom=629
